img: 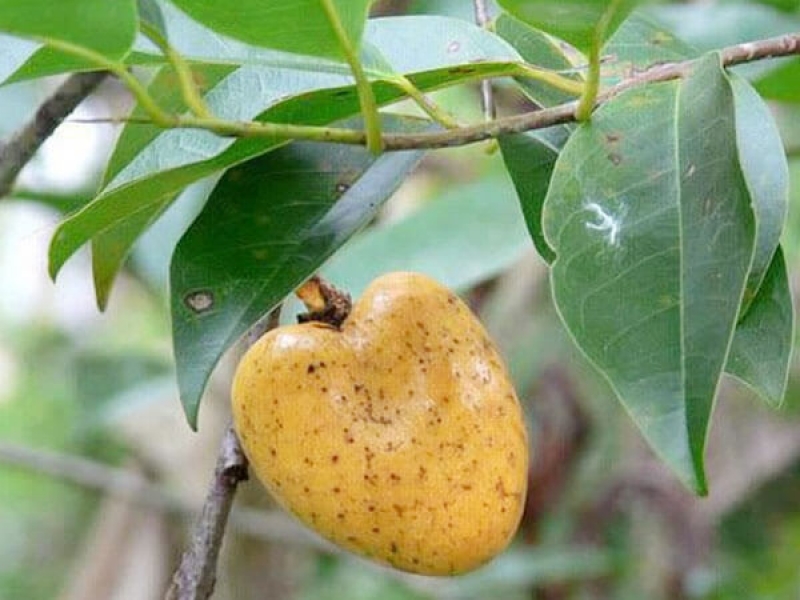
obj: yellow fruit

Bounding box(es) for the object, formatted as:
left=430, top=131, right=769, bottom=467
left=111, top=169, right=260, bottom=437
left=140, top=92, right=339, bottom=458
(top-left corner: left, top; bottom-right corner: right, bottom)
left=232, top=272, right=529, bottom=575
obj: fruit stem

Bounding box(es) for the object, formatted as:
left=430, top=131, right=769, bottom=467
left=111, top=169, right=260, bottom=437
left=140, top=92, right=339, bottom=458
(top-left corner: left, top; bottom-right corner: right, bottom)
left=296, top=275, right=352, bottom=329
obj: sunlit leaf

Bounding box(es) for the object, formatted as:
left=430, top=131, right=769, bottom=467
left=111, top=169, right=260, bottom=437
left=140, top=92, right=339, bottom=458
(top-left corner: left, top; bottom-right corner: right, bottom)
left=169, top=0, right=371, bottom=59
left=0, top=0, right=137, bottom=59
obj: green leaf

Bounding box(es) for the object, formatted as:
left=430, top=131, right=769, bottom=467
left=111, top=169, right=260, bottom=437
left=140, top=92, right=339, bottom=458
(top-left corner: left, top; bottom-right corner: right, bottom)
left=499, top=129, right=569, bottom=263
left=731, top=74, right=789, bottom=315
left=726, top=248, right=794, bottom=408
left=0, top=0, right=137, bottom=59
left=497, top=0, right=638, bottom=53
left=543, top=53, right=756, bottom=494
left=170, top=0, right=371, bottom=59
left=494, top=13, right=578, bottom=107
left=49, top=16, right=523, bottom=304
left=322, top=175, right=532, bottom=298
left=755, top=58, right=800, bottom=103
left=170, top=115, right=433, bottom=428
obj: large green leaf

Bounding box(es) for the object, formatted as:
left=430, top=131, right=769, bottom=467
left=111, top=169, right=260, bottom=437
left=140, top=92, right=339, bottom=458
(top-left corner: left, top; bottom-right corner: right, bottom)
left=171, top=115, right=433, bottom=428
left=49, top=16, right=524, bottom=304
left=498, top=0, right=638, bottom=53
left=169, top=0, right=371, bottom=59
left=542, top=53, right=756, bottom=494
left=0, top=0, right=137, bottom=59
left=727, top=248, right=794, bottom=408
left=322, top=176, right=531, bottom=297
left=731, top=75, right=789, bottom=314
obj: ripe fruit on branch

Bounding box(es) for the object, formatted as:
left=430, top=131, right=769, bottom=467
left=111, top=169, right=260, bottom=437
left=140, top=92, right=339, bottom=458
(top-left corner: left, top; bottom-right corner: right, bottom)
left=232, top=272, right=529, bottom=575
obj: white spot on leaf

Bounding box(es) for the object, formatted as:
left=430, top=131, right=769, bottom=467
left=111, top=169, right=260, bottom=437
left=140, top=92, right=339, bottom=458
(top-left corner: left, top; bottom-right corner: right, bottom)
left=585, top=202, right=622, bottom=246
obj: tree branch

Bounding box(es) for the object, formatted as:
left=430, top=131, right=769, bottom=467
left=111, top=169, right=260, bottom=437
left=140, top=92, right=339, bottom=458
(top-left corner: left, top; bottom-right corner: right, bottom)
left=166, top=307, right=282, bottom=600
left=0, top=71, right=106, bottom=198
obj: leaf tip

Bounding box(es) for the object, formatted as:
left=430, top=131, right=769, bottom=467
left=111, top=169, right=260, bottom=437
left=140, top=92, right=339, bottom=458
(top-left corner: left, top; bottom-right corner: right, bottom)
left=688, top=458, right=709, bottom=497
left=47, top=237, right=65, bottom=281
left=693, top=479, right=709, bottom=498
left=181, top=396, right=200, bottom=432
left=92, top=261, right=114, bottom=313
left=95, top=290, right=110, bottom=312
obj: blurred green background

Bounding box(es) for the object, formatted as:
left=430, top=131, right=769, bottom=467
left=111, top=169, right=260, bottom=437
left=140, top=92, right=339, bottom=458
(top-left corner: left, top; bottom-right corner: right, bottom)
left=2, top=0, right=800, bottom=598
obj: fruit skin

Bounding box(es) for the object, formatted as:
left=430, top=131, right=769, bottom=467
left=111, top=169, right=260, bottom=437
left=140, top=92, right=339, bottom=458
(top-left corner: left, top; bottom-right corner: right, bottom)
left=232, top=272, right=529, bottom=575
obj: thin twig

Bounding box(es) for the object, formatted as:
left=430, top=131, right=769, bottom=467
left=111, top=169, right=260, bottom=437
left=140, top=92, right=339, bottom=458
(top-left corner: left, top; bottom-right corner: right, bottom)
left=0, top=71, right=106, bottom=198
left=473, top=0, right=495, bottom=121
left=166, top=307, right=282, bottom=600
